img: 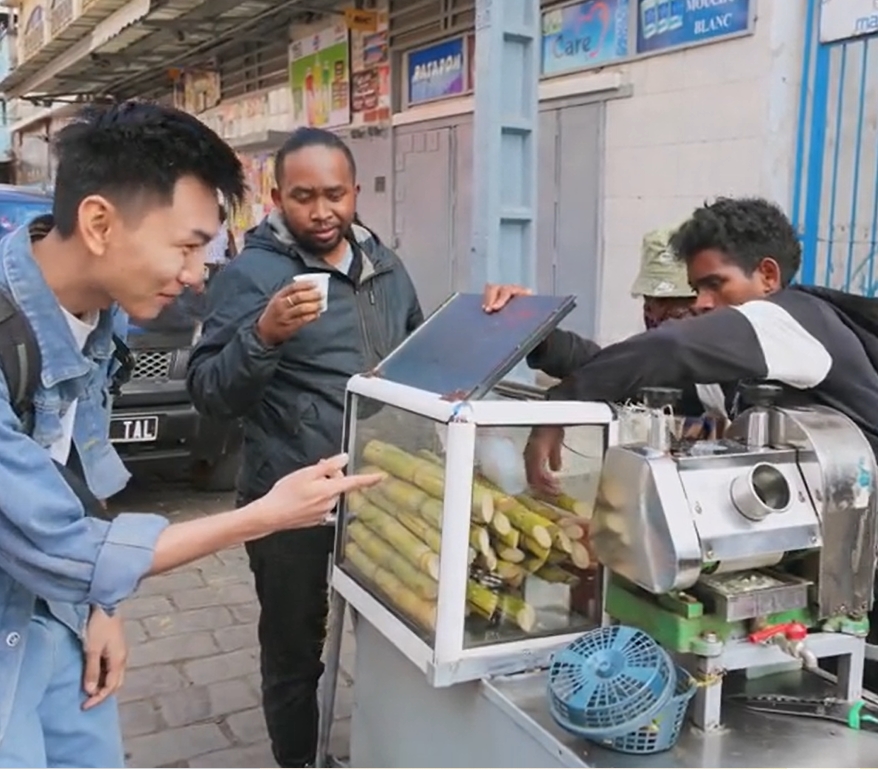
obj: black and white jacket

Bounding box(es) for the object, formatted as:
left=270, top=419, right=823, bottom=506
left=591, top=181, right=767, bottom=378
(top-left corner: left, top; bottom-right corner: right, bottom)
left=537, top=286, right=878, bottom=455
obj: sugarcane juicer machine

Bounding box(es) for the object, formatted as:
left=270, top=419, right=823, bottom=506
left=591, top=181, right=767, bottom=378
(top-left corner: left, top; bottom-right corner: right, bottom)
left=590, top=383, right=878, bottom=732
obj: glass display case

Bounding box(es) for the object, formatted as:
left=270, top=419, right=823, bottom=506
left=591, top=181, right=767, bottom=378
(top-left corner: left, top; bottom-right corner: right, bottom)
left=330, top=293, right=617, bottom=686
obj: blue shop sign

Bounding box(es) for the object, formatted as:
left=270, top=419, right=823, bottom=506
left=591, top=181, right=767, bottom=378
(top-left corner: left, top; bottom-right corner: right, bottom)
left=407, top=37, right=466, bottom=106
left=636, top=0, right=751, bottom=54
left=541, top=0, right=630, bottom=77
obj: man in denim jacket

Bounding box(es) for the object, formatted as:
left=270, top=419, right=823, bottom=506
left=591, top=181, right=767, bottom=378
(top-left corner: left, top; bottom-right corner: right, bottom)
left=0, top=101, right=384, bottom=768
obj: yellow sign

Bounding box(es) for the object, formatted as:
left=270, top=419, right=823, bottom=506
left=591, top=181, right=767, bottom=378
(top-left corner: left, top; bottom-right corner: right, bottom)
left=344, top=8, right=378, bottom=32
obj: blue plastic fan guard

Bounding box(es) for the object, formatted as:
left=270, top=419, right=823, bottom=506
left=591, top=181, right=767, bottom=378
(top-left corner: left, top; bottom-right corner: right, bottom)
left=547, top=626, right=676, bottom=741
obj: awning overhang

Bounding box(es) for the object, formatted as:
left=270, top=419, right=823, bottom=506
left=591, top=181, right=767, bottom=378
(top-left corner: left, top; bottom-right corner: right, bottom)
left=3, top=0, right=345, bottom=102
left=0, top=0, right=150, bottom=97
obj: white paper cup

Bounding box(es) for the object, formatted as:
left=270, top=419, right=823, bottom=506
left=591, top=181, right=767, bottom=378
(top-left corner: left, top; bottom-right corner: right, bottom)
left=293, top=272, right=330, bottom=313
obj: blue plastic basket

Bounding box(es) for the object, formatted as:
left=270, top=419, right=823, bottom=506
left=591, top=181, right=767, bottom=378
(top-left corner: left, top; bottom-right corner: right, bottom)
left=547, top=626, right=676, bottom=740
left=598, top=666, right=697, bottom=755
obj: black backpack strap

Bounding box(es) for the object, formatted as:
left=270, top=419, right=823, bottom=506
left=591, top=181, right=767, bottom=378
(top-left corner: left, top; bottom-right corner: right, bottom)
left=109, top=333, right=135, bottom=396
left=0, top=288, right=41, bottom=432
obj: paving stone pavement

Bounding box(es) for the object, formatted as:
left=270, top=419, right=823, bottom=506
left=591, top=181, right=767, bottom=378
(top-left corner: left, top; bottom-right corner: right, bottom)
left=110, top=477, right=355, bottom=768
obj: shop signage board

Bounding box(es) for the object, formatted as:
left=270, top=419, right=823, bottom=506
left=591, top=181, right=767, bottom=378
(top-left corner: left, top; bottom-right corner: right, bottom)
left=289, top=22, right=352, bottom=129
left=635, top=0, right=751, bottom=54
left=819, top=0, right=878, bottom=43
left=541, top=0, right=630, bottom=77
left=407, top=36, right=467, bottom=106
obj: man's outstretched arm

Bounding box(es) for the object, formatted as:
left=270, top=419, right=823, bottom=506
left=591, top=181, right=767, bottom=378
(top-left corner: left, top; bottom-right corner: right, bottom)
left=546, top=295, right=833, bottom=402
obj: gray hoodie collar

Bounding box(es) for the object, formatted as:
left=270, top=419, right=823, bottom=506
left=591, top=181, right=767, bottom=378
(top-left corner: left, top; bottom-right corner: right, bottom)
left=266, top=209, right=380, bottom=280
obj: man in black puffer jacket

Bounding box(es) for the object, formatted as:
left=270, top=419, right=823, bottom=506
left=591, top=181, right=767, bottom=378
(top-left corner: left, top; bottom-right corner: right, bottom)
left=187, top=128, right=423, bottom=767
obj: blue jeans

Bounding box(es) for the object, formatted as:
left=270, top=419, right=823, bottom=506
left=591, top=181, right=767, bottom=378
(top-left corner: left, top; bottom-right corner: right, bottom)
left=0, top=603, right=124, bottom=768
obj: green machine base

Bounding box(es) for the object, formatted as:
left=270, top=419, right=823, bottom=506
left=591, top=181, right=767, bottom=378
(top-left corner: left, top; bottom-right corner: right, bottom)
left=604, top=576, right=815, bottom=655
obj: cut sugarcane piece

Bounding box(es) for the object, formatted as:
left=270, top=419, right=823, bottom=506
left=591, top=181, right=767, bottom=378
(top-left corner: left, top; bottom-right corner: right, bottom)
left=489, top=511, right=512, bottom=537
left=503, top=501, right=552, bottom=549
left=559, top=520, right=587, bottom=541
left=496, top=546, right=525, bottom=564
left=546, top=549, right=569, bottom=566
left=348, top=492, right=440, bottom=579
left=347, top=521, right=439, bottom=600
left=496, top=560, right=526, bottom=588
left=467, top=580, right=500, bottom=619
left=416, top=449, right=444, bottom=466
left=547, top=524, right=573, bottom=554
left=538, top=491, right=593, bottom=520
left=478, top=546, right=498, bottom=572
left=516, top=494, right=589, bottom=540
left=522, top=534, right=551, bottom=561
left=491, top=522, right=520, bottom=549
left=523, top=550, right=550, bottom=574
left=536, top=564, right=581, bottom=586
left=345, top=542, right=437, bottom=630
left=468, top=546, right=477, bottom=565
left=497, top=594, right=537, bottom=633
left=470, top=525, right=491, bottom=556
left=569, top=541, right=591, bottom=569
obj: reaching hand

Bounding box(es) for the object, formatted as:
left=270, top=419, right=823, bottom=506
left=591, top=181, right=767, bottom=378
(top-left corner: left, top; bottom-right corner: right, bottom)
left=254, top=453, right=385, bottom=531
left=256, top=280, right=325, bottom=347
left=82, top=607, right=128, bottom=711
left=481, top=283, right=533, bottom=313
left=524, top=425, right=565, bottom=496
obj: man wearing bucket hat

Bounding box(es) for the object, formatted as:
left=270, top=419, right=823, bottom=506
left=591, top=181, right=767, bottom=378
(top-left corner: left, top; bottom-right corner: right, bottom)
left=631, top=227, right=698, bottom=330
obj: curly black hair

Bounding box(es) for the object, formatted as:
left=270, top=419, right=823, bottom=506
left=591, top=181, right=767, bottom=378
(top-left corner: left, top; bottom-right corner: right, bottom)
left=669, top=197, right=801, bottom=287
left=52, top=100, right=246, bottom=238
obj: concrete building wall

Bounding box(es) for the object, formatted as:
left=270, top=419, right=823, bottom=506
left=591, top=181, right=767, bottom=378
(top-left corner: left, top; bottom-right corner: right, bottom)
left=597, top=0, right=806, bottom=342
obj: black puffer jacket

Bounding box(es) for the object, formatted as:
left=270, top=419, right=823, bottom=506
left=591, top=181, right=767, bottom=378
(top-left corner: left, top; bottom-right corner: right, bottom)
left=186, top=212, right=423, bottom=500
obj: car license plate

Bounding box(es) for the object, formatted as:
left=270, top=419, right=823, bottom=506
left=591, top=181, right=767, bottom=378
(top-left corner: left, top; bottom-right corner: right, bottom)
left=110, top=416, right=159, bottom=444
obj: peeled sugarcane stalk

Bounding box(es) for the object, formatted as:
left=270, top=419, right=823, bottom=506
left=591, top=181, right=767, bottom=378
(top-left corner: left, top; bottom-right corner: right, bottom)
left=516, top=494, right=588, bottom=540
left=345, top=542, right=437, bottom=630
left=497, top=594, right=537, bottom=633
left=476, top=475, right=553, bottom=548
left=416, top=449, right=444, bottom=466
left=467, top=581, right=500, bottom=620
left=371, top=473, right=491, bottom=555
left=348, top=521, right=439, bottom=600
left=364, top=440, right=493, bottom=524
left=537, top=491, right=593, bottom=520
left=496, top=546, right=525, bottom=564
left=536, top=564, right=581, bottom=586
left=348, top=491, right=440, bottom=579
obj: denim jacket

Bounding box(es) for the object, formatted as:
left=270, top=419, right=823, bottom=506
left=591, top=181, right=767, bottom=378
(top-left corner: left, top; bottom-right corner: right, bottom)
left=0, top=224, right=169, bottom=743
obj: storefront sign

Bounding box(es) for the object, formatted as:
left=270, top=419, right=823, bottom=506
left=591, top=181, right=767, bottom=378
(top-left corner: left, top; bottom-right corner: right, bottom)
left=22, top=4, right=45, bottom=60
left=820, top=0, right=878, bottom=43
left=636, top=0, right=751, bottom=54
left=541, top=0, right=630, bottom=77
left=289, top=22, right=352, bottom=129
left=49, top=0, right=74, bottom=37
left=407, top=37, right=466, bottom=105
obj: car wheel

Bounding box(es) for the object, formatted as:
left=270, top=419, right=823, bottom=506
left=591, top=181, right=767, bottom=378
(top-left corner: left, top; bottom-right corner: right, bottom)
left=191, top=449, right=242, bottom=493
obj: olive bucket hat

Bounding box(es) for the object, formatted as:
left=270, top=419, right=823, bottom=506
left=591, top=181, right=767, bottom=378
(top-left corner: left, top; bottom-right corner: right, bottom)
left=630, top=227, right=696, bottom=299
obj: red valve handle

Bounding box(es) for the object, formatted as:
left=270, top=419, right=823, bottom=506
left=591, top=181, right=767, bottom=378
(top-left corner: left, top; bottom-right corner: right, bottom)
left=748, top=621, right=808, bottom=644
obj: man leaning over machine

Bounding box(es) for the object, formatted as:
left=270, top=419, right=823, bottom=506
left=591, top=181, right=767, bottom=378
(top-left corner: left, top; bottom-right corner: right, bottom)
left=486, top=195, right=878, bottom=687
